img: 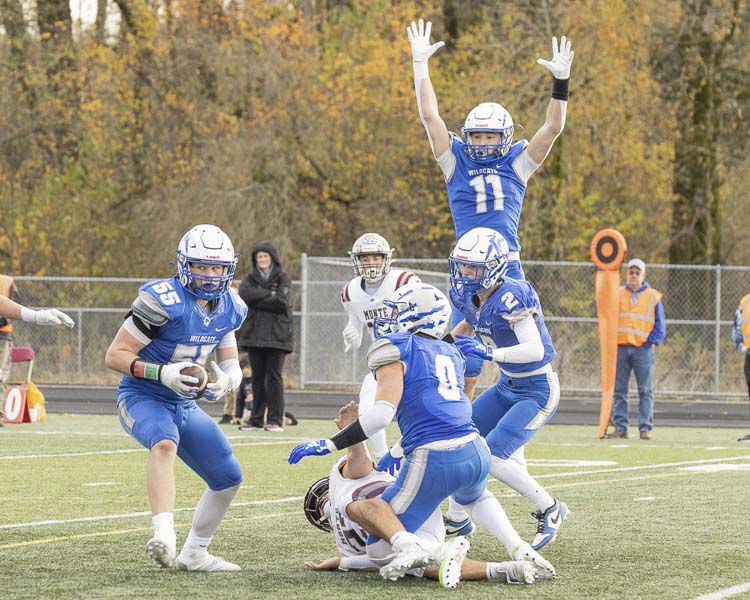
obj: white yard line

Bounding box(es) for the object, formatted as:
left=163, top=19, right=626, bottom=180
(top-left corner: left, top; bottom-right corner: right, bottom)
left=692, top=582, right=750, bottom=600
left=0, top=440, right=293, bottom=460
left=0, top=497, right=302, bottom=530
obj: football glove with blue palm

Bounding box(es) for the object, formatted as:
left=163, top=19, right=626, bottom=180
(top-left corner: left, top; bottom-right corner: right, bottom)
left=288, top=439, right=334, bottom=464
left=377, top=446, right=404, bottom=476
left=454, top=334, right=495, bottom=361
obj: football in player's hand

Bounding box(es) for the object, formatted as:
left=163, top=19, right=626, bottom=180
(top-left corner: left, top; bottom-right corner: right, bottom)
left=180, top=363, right=209, bottom=395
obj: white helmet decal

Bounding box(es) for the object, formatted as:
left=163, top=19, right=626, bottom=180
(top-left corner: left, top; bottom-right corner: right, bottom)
left=374, top=282, right=451, bottom=340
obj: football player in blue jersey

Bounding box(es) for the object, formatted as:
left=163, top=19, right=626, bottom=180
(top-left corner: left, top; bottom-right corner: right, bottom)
left=105, top=224, right=248, bottom=572
left=446, top=227, right=569, bottom=551
left=407, top=18, right=574, bottom=399
left=289, top=282, right=555, bottom=586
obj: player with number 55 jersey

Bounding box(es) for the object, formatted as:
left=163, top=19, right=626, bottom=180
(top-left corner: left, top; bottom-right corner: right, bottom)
left=105, top=224, right=248, bottom=574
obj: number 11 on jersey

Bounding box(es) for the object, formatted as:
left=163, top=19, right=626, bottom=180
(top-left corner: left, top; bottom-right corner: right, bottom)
left=469, top=173, right=505, bottom=214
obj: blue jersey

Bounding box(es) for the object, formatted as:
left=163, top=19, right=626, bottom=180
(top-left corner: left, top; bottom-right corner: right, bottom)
left=474, top=278, right=556, bottom=373
left=118, top=276, right=248, bottom=403
left=367, top=332, right=477, bottom=455
left=446, top=134, right=529, bottom=250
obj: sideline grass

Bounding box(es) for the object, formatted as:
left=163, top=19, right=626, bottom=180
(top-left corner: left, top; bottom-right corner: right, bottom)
left=1, top=414, right=749, bottom=599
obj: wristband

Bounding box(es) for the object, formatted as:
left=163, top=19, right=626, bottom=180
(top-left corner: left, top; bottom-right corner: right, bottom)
left=130, top=359, right=162, bottom=381
left=330, top=420, right=368, bottom=451
left=552, top=77, right=569, bottom=101
left=442, top=333, right=455, bottom=343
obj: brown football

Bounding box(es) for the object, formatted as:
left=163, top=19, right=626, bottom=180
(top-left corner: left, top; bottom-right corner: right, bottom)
left=180, top=364, right=209, bottom=394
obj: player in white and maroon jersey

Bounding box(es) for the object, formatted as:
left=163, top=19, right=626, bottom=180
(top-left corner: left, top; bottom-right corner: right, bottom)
left=340, top=233, right=420, bottom=459
left=301, top=402, right=538, bottom=586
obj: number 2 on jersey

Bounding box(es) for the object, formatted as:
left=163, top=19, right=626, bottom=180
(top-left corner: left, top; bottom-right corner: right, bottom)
left=469, top=173, right=505, bottom=214
left=435, top=354, right=461, bottom=400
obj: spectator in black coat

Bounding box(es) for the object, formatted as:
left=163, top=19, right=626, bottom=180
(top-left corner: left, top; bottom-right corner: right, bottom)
left=237, top=241, right=293, bottom=432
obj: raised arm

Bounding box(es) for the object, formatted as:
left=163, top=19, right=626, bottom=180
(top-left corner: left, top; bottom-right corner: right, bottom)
left=407, top=19, right=451, bottom=158
left=526, top=36, right=575, bottom=164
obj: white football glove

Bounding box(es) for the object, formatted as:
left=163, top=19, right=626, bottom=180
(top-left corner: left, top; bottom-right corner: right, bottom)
left=407, top=19, right=445, bottom=62
left=342, top=322, right=362, bottom=353
left=21, top=307, right=75, bottom=328
left=159, top=361, right=200, bottom=398
left=537, top=35, right=575, bottom=80
left=203, top=361, right=232, bottom=402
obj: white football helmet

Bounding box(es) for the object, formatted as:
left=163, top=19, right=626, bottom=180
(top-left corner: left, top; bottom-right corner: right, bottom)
left=373, top=282, right=451, bottom=340
left=461, top=102, right=514, bottom=160
left=349, top=233, right=393, bottom=284
left=176, top=224, right=238, bottom=301
left=449, top=227, right=510, bottom=296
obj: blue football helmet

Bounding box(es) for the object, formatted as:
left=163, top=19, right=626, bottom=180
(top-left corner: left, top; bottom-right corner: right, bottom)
left=373, top=282, right=451, bottom=339
left=449, top=227, right=510, bottom=297
left=176, top=224, right=238, bottom=301
left=461, top=102, right=514, bottom=161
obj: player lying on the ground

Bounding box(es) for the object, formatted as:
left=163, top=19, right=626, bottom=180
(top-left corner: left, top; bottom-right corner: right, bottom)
left=289, top=282, right=555, bottom=587
left=302, top=401, right=537, bottom=586
left=0, top=295, right=75, bottom=327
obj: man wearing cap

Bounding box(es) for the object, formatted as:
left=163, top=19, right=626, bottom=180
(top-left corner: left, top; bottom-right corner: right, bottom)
left=607, top=259, right=666, bottom=440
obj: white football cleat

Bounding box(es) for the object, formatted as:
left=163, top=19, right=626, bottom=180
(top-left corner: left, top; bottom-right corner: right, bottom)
left=489, top=560, right=537, bottom=584
left=512, top=543, right=555, bottom=580
left=146, top=530, right=176, bottom=568
left=379, top=536, right=433, bottom=581
left=437, top=536, right=471, bottom=589
left=175, top=546, right=241, bottom=572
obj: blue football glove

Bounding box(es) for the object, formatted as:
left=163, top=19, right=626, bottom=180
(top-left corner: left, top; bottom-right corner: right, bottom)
left=454, top=334, right=494, bottom=361
left=377, top=452, right=403, bottom=477
left=288, top=439, right=332, bottom=464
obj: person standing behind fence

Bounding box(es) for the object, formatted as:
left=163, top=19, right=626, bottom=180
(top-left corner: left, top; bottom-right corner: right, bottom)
left=606, top=259, right=665, bottom=441
left=732, top=294, right=750, bottom=442
left=237, top=241, right=293, bottom=432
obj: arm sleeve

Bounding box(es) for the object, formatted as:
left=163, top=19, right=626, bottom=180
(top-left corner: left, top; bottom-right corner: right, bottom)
left=511, top=145, right=540, bottom=184
left=492, top=313, right=544, bottom=363
left=647, top=301, right=666, bottom=346
left=436, top=144, right=457, bottom=181
left=217, top=330, right=237, bottom=349
left=339, top=555, right=379, bottom=571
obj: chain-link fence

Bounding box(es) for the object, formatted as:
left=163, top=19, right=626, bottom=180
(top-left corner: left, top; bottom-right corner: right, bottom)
left=7, top=259, right=750, bottom=399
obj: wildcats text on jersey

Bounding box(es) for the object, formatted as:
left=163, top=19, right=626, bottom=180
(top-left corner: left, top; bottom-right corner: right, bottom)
left=189, top=335, right=219, bottom=343
left=467, top=167, right=499, bottom=176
